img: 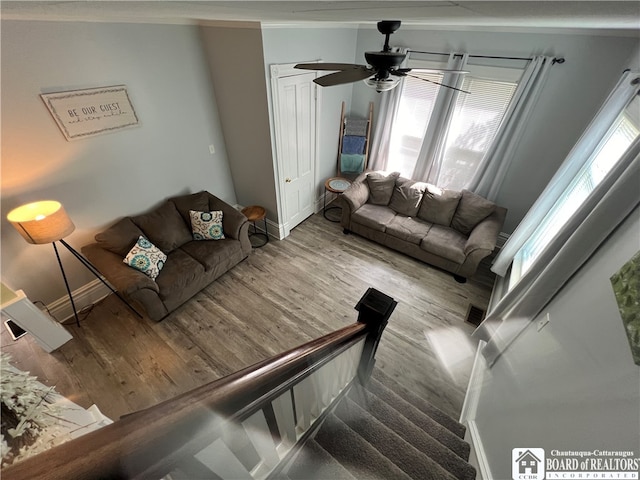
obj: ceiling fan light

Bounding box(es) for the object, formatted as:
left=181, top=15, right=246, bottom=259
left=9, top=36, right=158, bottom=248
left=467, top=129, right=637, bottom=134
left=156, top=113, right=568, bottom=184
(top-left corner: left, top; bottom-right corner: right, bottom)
left=363, top=76, right=401, bottom=92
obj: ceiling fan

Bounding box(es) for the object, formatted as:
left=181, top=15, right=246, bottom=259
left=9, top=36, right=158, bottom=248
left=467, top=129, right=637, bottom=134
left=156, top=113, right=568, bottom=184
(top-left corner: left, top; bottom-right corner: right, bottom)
left=295, top=20, right=469, bottom=93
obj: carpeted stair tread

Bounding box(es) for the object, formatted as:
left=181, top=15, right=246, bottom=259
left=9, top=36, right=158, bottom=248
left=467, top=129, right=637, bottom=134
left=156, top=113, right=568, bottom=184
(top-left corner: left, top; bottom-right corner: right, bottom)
left=365, top=376, right=471, bottom=460
left=314, top=413, right=414, bottom=480
left=333, top=396, right=458, bottom=480
left=286, top=440, right=358, bottom=480
left=349, top=384, right=476, bottom=480
left=371, top=369, right=467, bottom=439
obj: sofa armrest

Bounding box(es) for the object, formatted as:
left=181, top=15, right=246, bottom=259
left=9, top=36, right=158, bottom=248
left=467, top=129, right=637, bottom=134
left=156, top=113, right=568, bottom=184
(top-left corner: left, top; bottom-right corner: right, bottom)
left=82, top=243, right=159, bottom=296
left=342, top=181, right=370, bottom=214
left=205, top=193, right=248, bottom=241
left=464, top=206, right=507, bottom=257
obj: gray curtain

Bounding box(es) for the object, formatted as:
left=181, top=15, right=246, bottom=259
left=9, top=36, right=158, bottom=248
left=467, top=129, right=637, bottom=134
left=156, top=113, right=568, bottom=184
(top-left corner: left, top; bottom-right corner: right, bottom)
left=468, top=55, right=555, bottom=200
left=475, top=139, right=640, bottom=365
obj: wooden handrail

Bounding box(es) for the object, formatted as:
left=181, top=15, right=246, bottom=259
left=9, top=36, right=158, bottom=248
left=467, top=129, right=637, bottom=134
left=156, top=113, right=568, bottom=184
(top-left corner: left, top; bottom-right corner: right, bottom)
left=2, top=322, right=368, bottom=480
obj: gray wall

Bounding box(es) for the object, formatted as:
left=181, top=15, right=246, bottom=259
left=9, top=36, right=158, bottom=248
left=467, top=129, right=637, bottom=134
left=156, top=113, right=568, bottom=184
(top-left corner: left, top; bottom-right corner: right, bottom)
left=261, top=26, right=358, bottom=203
left=351, top=27, right=638, bottom=232
left=1, top=20, right=235, bottom=304
left=472, top=206, right=640, bottom=479
left=199, top=22, right=278, bottom=220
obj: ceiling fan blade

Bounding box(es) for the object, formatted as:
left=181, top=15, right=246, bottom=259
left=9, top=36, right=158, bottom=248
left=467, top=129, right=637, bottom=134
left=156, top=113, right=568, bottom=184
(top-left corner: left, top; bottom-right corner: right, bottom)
left=295, top=63, right=366, bottom=71
left=314, top=67, right=375, bottom=87
left=406, top=73, right=471, bottom=94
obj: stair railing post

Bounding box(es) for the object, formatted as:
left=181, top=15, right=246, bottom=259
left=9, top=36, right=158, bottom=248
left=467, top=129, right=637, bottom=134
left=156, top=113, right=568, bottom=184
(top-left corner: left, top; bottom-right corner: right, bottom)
left=355, top=287, right=397, bottom=383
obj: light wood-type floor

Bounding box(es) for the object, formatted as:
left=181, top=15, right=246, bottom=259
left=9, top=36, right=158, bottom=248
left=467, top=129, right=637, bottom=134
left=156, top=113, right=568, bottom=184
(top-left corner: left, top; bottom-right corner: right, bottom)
left=1, top=211, right=494, bottom=421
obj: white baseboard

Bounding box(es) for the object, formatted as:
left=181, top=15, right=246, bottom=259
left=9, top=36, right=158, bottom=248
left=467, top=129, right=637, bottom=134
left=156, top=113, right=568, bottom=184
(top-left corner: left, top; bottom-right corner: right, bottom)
left=460, top=340, right=487, bottom=424
left=461, top=340, right=491, bottom=480
left=47, top=279, right=111, bottom=323
left=466, top=420, right=493, bottom=480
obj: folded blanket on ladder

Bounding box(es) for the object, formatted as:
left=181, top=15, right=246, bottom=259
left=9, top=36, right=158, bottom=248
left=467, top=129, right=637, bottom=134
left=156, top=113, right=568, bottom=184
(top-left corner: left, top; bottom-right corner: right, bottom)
left=340, top=153, right=365, bottom=174
left=342, top=135, right=366, bottom=154
left=344, top=118, right=368, bottom=136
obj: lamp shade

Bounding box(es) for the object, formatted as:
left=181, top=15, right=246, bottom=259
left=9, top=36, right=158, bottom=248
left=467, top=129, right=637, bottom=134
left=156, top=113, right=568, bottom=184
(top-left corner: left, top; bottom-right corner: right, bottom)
left=7, top=201, right=75, bottom=244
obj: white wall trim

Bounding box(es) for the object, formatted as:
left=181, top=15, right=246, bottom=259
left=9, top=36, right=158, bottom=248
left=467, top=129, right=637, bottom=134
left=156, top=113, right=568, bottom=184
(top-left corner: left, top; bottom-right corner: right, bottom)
left=256, top=218, right=284, bottom=240
left=466, top=420, right=493, bottom=480
left=47, top=278, right=111, bottom=323
left=460, top=340, right=488, bottom=424
left=461, top=340, right=491, bottom=480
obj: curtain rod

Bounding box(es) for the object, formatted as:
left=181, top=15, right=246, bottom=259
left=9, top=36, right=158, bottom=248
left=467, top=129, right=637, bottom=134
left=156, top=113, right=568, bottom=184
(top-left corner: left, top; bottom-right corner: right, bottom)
left=408, top=50, right=565, bottom=65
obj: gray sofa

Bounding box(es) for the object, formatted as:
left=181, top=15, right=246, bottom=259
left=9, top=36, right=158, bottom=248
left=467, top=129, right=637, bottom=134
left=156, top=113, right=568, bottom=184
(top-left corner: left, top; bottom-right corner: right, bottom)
left=82, top=191, right=251, bottom=321
left=341, top=172, right=507, bottom=281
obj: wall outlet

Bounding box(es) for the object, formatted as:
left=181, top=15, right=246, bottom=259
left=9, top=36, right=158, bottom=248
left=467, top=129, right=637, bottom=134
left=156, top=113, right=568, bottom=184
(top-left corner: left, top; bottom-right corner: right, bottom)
left=537, top=312, right=550, bottom=332
left=209, top=144, right=215, bottom=155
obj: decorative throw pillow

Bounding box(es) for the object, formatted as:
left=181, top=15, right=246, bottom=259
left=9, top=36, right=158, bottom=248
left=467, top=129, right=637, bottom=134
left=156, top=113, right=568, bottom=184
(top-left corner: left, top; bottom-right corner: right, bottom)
left=417, top=185, right=462, bottom=226
left=388, top=179, right=427, bottom=217
left=451, top=190, right=496, bottom=235
left=190, top=210, right=225, bottom=240
left=123, top=236, right=167, bottom=280
left=366, top=171, right=400, bottom=205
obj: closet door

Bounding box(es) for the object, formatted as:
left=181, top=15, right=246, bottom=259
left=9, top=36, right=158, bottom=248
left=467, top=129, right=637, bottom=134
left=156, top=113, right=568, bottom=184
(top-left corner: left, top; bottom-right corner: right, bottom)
left=271, top=64, right=318, bottom=236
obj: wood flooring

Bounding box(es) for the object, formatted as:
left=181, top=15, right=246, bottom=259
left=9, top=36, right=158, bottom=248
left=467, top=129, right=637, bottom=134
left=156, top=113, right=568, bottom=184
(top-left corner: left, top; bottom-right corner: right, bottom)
left=1, top=211, right=495, bottom=421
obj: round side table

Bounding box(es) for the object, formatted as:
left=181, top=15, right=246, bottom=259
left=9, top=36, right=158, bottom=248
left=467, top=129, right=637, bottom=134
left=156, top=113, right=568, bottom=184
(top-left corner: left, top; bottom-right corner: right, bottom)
left=324, top=177, right=352, bottom=222
left=241, top=205, right=269, bottom=248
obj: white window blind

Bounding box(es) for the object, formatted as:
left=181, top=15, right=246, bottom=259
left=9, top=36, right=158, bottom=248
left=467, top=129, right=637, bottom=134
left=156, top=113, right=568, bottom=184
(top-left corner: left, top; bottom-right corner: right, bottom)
left=387, top=73, right=442, bottom=175
left=385, top=59, right=520, bottom=188
left=439, top=77, right=518, bottom=189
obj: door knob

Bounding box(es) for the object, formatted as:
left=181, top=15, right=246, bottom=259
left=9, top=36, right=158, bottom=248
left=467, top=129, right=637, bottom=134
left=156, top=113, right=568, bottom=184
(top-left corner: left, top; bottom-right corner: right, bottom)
left=285, top=178, right=291, bottom=183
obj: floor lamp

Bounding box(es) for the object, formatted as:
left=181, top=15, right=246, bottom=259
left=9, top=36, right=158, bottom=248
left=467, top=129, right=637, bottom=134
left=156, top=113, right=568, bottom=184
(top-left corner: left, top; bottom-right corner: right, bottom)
left=7, top=201, right=142, bottom=327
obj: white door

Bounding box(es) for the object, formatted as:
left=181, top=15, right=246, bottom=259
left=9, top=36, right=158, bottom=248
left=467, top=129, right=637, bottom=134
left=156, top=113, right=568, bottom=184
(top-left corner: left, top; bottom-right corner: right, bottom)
left=272, top=65, right=317, bottom=236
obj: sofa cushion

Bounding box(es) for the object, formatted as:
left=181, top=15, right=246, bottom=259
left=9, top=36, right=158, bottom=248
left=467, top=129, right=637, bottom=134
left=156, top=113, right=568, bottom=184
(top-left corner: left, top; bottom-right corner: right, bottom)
left=180, top=238, right=243, bottom=271
left=169, top=191, right=211, bottom=226
left=131, top=201, right=192, bottom=253
left=123, top=236, right=167, bottom=280
left=190, top=210, right=225, bottom=240
left=95, top=217, right=144, bottom=257
left=417, top=185, right=461, bottom=227
left=155, top=248, right=206, bottom=300
left=451, top=190, right=496, bottom=235
left=385, top=216, right=433, bottom=245
left=366, top=172, right=400, bottom=205
left=352, top=204, right=397, bottom=232
left=388, top=179, right=427, bottom=217
left=421, top=225, right=467, bottom=264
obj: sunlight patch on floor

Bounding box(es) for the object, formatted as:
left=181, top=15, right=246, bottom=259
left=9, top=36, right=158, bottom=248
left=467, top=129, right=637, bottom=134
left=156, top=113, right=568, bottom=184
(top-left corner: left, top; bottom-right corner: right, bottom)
left=424, top=327, right=478, bottom=386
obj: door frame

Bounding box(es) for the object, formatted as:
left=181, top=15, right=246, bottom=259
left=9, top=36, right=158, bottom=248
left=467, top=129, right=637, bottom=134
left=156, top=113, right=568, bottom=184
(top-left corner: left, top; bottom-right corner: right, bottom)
left=270, top=61, right=322, bottom=238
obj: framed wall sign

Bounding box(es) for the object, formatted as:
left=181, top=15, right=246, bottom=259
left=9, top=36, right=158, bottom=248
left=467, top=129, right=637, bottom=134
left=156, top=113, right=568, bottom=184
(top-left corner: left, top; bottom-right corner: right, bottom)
left=40, top=85, right=139, bottom=141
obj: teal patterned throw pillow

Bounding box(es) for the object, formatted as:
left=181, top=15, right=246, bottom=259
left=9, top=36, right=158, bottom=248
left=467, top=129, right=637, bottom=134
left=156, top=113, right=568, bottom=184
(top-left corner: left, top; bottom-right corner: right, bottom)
left=190, top=210, right=225, bottom=240
left=123, top=236, right=167, bottom=280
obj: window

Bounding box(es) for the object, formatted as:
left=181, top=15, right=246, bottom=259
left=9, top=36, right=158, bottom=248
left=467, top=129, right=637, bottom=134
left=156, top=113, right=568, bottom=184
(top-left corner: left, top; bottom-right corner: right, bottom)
left=510, top=93, right=640, bottom=287
left=386, top=58, right=522, bottom=190
left=387, top=72, right=442, bottom=175
left=438, top=76, right=517, bottom=189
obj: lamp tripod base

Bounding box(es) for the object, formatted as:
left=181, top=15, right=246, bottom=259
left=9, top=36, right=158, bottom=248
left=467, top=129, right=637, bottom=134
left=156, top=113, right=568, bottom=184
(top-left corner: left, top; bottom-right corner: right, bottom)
left=53, top=240, right=143, bottom=326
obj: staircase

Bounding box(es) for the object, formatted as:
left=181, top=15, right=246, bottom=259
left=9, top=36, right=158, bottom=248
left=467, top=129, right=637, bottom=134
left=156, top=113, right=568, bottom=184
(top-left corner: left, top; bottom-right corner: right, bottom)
left=280, top=369, right=476, bottom=480
left=1, top=289, right=475, bottom=480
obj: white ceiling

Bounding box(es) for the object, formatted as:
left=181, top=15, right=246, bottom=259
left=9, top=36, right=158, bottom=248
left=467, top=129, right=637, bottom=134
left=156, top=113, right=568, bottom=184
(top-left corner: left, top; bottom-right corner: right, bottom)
left=2, top=1, right=639, bottom=33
